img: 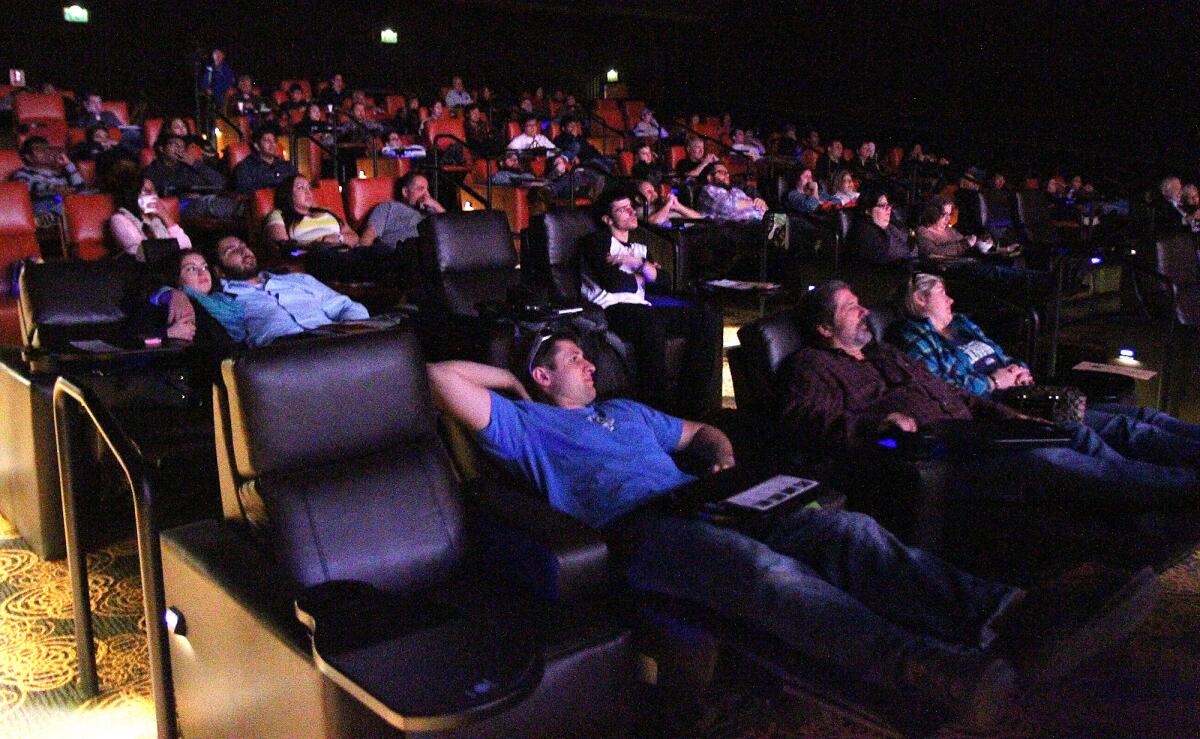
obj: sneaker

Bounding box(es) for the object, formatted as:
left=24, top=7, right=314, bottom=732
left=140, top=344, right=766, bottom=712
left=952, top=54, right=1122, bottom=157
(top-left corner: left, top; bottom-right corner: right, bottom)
left=990, top=564, right=1158, bottom=687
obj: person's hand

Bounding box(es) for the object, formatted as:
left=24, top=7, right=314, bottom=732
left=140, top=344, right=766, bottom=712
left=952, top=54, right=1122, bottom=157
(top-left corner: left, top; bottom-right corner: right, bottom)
left=340, top=230, right=359, bottom=247
left=56, top=152, right=73, bottom=168
left=665, top=192, right=679, bottom=207
left=509, top=378, right=531, bottom=402
left=990, top=365, right=1021, bottom=390
left=752, top=197, right=768, bottom=212
left=607, top=253, right=644, bottom=270
left=966, top=234, right=978, bottom=247
left=709, top=454, right=736, bottom=474
left=703, top=153, right=718, bottom=165
left=320, top=234, right=342, bottom=244
left=167, top=288, right=195, bottom=324
left=1011, top=365, right=1035, bottom=385
left=880, top=412, right=918, bottom=433
left=166, top=318, right=196, bottom=341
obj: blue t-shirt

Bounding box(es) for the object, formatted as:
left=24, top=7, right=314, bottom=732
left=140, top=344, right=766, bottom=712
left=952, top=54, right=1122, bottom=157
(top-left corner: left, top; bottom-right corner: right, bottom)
left=477, top=392, right=693, bottom=528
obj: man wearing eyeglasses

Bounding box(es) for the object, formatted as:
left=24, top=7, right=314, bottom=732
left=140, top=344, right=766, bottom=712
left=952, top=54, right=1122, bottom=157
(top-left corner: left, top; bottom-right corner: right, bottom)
left=426, top=333, right=1157, bottom=730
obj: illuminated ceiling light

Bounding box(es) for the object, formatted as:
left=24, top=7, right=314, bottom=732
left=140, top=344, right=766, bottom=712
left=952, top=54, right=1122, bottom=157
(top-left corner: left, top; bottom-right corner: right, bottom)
left=63, top=4, right=89, bottom=23
left=1118, top=348, right=1135, bottom=359
left=380, top=28, right=398, bottom=44
left=606, top=69, right=619, bottom=82
left=1089, top=256, right=1102, bottom=265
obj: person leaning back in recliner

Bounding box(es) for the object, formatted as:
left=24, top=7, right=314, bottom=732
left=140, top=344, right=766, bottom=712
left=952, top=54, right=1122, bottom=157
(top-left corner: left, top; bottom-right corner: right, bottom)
left=426, top=330, right=1157, bottom=731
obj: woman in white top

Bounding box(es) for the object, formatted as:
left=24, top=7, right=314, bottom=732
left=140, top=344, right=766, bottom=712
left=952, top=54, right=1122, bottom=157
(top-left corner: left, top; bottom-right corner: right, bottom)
left=829, top=169, right=860, bottom=206
left=264, top=175, right=358, bottom=246
left=109, top=175, right=191, bottom=259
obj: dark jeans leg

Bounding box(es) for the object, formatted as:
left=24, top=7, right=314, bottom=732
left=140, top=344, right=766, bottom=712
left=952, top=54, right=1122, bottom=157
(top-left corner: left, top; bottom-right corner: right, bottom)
left=604, top=304, right=668, bottom=405
left=654, top=300, right=724, bottom=418
left=974, top=423, right=1198, bottom=508
left=619, top=509, right=1014, bottom=688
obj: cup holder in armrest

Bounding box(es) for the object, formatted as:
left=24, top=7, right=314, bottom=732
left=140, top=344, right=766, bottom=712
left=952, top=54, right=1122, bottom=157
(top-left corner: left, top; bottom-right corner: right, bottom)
left=295, top=579, right=543, bottom=732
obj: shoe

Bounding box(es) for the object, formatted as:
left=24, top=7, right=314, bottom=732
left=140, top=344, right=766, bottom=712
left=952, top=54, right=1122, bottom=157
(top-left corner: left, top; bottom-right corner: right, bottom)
left=898, top=644, right=1016, bottom=730
left=990, top=564, right=1158, bottom=688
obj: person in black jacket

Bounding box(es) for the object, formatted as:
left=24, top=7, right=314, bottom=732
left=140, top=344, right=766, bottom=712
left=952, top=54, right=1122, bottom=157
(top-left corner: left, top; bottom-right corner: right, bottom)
left=849, top=188, right=914, bottom=265
left=578, top=189, right=723, bottom=416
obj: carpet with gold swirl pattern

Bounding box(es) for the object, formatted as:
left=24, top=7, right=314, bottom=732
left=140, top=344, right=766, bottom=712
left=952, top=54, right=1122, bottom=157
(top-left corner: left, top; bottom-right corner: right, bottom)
left=0, top=515, right=153, bottom=738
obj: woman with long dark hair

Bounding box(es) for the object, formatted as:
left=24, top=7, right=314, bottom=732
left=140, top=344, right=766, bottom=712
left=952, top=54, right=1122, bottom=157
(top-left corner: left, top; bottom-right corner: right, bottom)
left=109, top=168, right=192, bottom=259
left=264, top=175, right=358, bottom=246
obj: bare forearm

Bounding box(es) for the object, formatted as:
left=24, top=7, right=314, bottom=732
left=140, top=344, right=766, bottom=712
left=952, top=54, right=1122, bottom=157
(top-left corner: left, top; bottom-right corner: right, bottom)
left=429, top=360, right=524, bottom=396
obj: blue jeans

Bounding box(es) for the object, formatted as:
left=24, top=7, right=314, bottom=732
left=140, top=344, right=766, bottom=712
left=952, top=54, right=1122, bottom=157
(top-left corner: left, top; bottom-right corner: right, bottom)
left=613, top=507, right=1015, bottom=688
left=964, top=417, right=1199, bottom=508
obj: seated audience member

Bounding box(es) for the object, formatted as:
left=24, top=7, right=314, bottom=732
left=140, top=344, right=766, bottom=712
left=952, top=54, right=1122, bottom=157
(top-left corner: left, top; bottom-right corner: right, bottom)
left=697, top=162, right=767, bottom=222
left=109, top=172, right=192, bottom=259
left=916, top=194, right=986, bottom=258
left=580, top=190, right=722, bottom=416
left=361, top=171, right=445, bottom=250
left=294, top=104, right=333, bottom=143
left=850, top=141, right=882, bottom=181
left=143, top=134, right=236, bottom=220
left=1153, top=176, right=1192, bottom=234
left=418, top=99, right=448, bottom=135
left=164, top=250, right=246, bottom=349
left=784, top=168, right=830, bottom=214
left=9, top=136, right=85, bottom=226
left=557, top=93, right=584, bottom=122
left=631, top=108, right=666, bottom=139
left=546, top=155, right=601, bottom=199
left=507, top=115, right=557, bottom=153
left=380, top=131, right=424, bottom=158
left=336, top=101, right=389, bottom=142
left=264, top=175, right=358, bottom=247
left=813, top=139, right=844, bottom=183
left=160, top=117, right=217, bottom=159
left=631, top=142, right=668, bottom=185
left=828, top=169, right=860, bottom=206
left=674, top=137, right=718, bottom=181
left=489, top=150, right=541, bottom=186
left=782, top=280, right=1200, bottom=508
left=350, top=90, right=384, bottom=118
left=1182, top=184, right=1200, bottom=233
left=895, top=273, right=1200, bottom=463
left=233, top=126, right=298, bottom=194
left=464, top=104, right=497, bottom=152
left=317, top=73, right=349, bottom=111
left=730, top=128, right=765, bottom=160
left=635, top=179, right=703, bottom=225
left=70, top=124, right=137, bottom=185
left=849, top=189, right=913, bottom=264
left=74, top=93, right=124, bottom=129
left=278, top=83, right=309, bottom=118
left=215, top=235, right=368, bottom=347
left=554, top=117, right=611, bottom=173
left=445, top=76, right=473, bottom=108
left=225, top=75, right=272, bottom=120
left=800, top=127, right=822, bottom=153
left=427, top=336, right=1157, bottom=730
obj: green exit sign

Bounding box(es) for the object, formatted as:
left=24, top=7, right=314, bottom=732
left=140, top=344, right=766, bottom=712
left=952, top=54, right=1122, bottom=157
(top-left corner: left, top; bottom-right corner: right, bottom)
left=63, top=4, right=89, bottom=23
left=380, top=28, right=398, bottom=44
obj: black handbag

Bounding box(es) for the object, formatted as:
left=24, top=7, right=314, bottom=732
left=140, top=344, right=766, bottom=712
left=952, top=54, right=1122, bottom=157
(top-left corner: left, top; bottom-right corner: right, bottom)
left=997, top=384, right=1086, bottom=423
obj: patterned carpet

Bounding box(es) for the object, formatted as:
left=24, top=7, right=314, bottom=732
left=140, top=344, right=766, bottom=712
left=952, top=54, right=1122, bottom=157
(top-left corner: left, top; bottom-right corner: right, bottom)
left=0, top=516, right=153, bottom=738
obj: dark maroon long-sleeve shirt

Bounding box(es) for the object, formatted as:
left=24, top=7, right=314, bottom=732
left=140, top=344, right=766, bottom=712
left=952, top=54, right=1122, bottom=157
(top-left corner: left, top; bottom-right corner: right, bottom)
left=779, top=341, right=1015, bottom=452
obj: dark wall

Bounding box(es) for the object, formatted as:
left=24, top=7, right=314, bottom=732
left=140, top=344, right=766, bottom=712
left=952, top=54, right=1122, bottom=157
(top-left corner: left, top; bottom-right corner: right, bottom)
left=3, top=1, right=1194, bottom=177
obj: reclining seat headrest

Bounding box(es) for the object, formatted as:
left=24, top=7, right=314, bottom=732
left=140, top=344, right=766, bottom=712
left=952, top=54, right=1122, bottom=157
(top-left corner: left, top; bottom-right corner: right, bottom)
left=420, top=209, right=517, bottom=275
left=19, top=261, right=135, bottom=350
left=223, top=329, right=465, bottom=592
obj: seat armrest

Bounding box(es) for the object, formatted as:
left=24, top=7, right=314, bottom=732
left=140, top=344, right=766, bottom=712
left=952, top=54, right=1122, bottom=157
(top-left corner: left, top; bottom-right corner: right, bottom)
left=294, top=579, right=541, bottom=733
left=466, top=479, right=611, bottom=604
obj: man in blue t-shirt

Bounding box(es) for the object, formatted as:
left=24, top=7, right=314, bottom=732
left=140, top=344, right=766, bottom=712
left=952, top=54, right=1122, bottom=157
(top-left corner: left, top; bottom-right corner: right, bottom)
left=426, top=332, right=1156, bottom=730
